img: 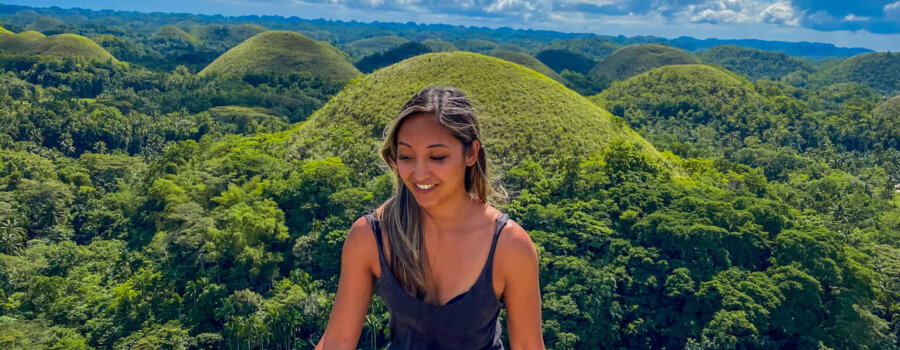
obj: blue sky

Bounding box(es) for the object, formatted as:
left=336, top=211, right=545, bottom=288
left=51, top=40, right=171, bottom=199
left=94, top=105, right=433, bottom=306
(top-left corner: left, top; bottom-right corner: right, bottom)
left=8, top=0, right=900, bottom=51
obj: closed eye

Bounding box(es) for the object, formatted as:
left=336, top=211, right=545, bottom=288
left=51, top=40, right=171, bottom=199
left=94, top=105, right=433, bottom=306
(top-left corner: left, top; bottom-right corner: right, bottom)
left=398, top=156, right=447, bottom=161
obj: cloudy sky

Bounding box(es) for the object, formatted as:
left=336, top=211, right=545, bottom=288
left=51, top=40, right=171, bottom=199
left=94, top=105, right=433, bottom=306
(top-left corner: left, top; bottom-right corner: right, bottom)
left=10, top=0, right=900, bottom=51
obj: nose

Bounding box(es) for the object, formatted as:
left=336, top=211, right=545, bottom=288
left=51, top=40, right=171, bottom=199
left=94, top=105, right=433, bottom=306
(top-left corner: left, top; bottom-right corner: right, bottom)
left=413, top=158, right=430, bottom=180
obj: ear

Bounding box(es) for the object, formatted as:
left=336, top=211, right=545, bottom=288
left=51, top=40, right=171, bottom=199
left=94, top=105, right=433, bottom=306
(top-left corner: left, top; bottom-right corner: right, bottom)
left=465, top=140, right=480, bottom=167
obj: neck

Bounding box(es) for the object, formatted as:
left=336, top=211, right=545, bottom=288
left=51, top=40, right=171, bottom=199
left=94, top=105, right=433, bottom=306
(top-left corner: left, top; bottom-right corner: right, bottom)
left=420, top=191, right=483, bottom=235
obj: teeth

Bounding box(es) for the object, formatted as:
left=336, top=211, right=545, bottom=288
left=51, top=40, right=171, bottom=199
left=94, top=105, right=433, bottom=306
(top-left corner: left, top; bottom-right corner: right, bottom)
left=416, top=184, right=435, bottom=190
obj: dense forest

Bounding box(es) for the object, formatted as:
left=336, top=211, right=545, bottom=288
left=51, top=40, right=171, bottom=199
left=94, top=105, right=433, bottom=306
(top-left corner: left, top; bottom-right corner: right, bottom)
left=1, top=4, right=899, bottom=350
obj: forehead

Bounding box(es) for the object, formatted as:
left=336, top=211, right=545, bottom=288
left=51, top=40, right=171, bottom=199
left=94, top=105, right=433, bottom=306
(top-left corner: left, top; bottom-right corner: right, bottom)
left=396, top=113, right=460, bottom=149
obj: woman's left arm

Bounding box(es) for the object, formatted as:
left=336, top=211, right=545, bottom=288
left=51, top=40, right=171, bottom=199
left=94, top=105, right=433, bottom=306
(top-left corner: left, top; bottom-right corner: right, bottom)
left=498, top=221, right=545, bottom=350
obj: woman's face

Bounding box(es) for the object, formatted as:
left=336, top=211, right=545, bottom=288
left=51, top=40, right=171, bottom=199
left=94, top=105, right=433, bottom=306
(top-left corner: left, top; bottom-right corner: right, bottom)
left=395, top=113, right=478, bottom=209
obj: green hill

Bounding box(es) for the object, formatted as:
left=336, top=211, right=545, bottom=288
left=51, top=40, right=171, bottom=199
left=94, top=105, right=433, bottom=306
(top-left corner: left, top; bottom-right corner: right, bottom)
left=421, top=39, right=458, bottom=52
left=535, top=49, right=596, bottom=74
left=343, top=35, right=409, bottom=59
left=151, top=25, right=200, bottom=45
left=229, top=24, right=267, bottom=42
left=815, top=52, right=900, bottom=95
left=287, top=51, right=666, bottom=179
left=487, top=50, right=568, bottom=84
left=595, top=64, right=760, bottom=120
left=0, top=30, right=117, bottom=62
left=593, top=64, right=766, bottom=153
left=451, top=39, right=498, bottom=53
left=700, top=45, right=814, bottom=81
left=590, top=44, right=700, bottom=81
left=199, top=31, right=361, bottom=81
left=539, top=37, right=621, bottom=61
left=0, top=26, right=12, bottom=35
left=24, top=16, right=63, bottom=32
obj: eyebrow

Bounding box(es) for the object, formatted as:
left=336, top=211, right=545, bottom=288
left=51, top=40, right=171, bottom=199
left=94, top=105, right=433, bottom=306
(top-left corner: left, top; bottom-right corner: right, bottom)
left=398, top=141, right=449, bottom=149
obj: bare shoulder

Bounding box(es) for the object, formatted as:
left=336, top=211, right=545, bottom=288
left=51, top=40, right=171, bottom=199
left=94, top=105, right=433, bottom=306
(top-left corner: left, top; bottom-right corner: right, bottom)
left=343, top=215, right=379, bottom=275
left=495, top=218, right=539, bottom=268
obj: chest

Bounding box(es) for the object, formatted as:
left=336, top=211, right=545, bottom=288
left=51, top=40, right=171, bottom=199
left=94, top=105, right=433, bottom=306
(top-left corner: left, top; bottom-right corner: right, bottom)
left=374, top=226, right=504, bottom=305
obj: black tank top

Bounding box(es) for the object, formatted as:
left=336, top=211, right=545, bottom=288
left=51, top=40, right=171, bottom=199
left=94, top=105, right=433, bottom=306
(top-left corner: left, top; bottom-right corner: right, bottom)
left=363, top=210, right=509, bottom=350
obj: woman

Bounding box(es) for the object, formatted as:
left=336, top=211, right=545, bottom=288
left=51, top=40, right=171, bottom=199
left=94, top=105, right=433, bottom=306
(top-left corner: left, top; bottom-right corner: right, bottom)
left=315, top=87, right=544, bottom=349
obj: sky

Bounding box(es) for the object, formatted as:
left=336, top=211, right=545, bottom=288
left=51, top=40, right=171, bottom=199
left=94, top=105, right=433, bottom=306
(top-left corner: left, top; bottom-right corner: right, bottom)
left=8, top=0, right=900, bottom=51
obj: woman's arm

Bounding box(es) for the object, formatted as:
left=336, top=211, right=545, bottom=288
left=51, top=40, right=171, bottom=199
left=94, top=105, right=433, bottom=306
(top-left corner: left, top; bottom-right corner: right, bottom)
left=315, top=216, right=379, bottom=350
left=498, top=221, right=545, bottom=350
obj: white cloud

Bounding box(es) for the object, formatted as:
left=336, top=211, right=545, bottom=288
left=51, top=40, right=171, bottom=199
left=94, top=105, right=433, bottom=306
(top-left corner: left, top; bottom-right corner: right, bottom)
left=885, top=1, right=900, bottom=11
left=843, top=14, right=870, bottom=22
left=690, top=8, right=740, bottom=23
left=760, top=2, right=796, bottom=25
left=484, top=0, right=535, bottom=13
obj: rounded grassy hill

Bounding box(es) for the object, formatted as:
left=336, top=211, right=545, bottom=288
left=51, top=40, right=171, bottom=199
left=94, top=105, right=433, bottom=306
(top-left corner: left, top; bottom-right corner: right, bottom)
left=421, top=39, right=458, bottom=52
left=594, top=64, right=761, bottom=120
left=590, top=44, right=700, bottom=81
left=343, top=36, right=409, bottom=59
left=229, top=24, right=267, bottom=42
left=151, top=25, right=200, bottom=45
left=874, top=95, right=900, bottom=122
left=540, top=37, right=621, bottom=61
left=286, top=51, right=666, bottom=180
left=0, top=30, right=117, bottom=62
left=487, top=50, right=568, bottom=84
left=199, top=31, right=361, bottom=81
left=814, top=52, right=900, bottom=95
left=24, top=16, right=63, bottom=32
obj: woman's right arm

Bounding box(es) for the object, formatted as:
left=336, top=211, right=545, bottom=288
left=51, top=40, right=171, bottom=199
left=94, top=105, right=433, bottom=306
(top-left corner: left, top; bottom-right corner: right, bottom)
left=315, top=216, right=379, bottom=350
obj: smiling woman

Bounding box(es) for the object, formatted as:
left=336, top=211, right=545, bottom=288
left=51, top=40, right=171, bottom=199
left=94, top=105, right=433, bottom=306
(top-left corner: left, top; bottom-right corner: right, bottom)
left=315, top=87, right=545, bottom=350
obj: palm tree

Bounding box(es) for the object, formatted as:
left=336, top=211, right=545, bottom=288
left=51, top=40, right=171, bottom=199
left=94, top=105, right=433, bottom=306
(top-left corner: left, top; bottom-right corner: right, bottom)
left=0, top=217, right=27, bottom=256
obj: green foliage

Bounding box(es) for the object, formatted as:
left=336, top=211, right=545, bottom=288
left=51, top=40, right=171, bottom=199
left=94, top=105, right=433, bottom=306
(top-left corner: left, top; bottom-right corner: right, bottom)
left=701, top=45, right=815, bottom=81
left=814, top=52, right=900, bottom=95
left=535, top=49, right=596, bottom=74
left=355, top=41, right=431, bottom=74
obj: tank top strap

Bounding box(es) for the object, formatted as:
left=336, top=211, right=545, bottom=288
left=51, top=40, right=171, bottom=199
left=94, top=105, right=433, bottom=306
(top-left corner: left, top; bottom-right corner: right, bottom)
left=486, top=213, right=509, bottom=268
left=363, top=210, right=386, bottom=263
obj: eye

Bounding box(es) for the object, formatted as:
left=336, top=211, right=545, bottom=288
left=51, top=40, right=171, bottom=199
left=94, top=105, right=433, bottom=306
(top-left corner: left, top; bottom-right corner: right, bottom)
left=431, top=156, right=447, bottom=162
left=398, top=155, right=411, bottom=160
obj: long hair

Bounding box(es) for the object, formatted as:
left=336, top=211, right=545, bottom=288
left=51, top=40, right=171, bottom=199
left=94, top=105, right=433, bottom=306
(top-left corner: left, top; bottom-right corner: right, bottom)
left=377, top=86, right=498, bottom=299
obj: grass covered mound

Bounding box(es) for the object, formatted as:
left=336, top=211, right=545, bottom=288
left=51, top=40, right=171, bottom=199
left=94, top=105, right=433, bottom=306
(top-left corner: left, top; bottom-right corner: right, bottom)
left=814, top=52, right=900, bottom=95
left=228, top=24, right=267, bottom=42
left=151, top=25, right=201, bottom=45
left=0, top=30, right=118, bottom=62
left=0, top=26, right=12, bottom=35
left=24, top=16, right=63, bottom=32
left=590, top=44, right=700, bottom=81
left=287, top=51, right=665, bottom=181
left=594, top=64, right=761, bottom=122
left=487, top=50, right=568, bottom=84
left=343, top=35, right=409, bottom=59
left=421, top=39, right=458, bottom=52
left=539, top=37, right=622, bottom=61
left=701, top=45, right=814, bottom=81
left=199, top=31, right=361, bottom=81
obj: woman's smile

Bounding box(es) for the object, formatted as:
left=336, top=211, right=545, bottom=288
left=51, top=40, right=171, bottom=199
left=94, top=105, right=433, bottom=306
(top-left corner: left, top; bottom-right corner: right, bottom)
left=414, top=183, right=438, bottom=194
